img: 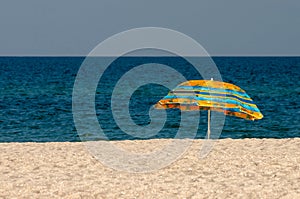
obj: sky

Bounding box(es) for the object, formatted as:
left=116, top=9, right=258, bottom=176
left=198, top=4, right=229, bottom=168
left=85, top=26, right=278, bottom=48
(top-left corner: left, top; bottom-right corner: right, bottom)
left=0, top=0, right=299, bottom=56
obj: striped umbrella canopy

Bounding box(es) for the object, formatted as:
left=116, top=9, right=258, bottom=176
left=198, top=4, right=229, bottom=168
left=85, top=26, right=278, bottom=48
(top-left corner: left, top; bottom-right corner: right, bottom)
left=155, top=79, right=263, bottom=120
left=155, top=79, right=263, bottom=138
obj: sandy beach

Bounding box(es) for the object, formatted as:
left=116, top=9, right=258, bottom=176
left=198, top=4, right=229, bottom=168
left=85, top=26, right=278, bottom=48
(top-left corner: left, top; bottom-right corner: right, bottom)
left=0, top=138, right=299, bottom=198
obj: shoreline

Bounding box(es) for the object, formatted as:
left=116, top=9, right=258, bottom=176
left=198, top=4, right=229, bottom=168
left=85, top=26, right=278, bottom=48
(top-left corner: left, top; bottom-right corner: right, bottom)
left=1, top=138, right=299, bottom=198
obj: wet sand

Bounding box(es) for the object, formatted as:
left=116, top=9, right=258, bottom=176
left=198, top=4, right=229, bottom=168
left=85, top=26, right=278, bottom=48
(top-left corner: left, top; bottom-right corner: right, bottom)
left=0, top=138, right=299, bottom=198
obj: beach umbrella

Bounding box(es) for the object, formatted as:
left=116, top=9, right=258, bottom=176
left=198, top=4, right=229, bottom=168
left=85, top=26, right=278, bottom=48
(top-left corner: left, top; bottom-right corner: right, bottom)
left=155, top=79, right=263, bottom=139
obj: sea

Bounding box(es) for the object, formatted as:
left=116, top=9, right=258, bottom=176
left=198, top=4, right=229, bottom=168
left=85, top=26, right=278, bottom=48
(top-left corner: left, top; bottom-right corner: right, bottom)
left=0, top=56, right=299, bottom=142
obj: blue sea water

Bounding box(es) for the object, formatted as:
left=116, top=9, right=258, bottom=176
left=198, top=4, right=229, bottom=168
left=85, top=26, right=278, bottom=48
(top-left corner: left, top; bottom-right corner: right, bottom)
left=0, top=56, right=299, bottom=142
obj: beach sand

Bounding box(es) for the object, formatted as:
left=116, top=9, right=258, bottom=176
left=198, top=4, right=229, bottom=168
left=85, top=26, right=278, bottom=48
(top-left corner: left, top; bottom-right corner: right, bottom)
left=0, top=138, right=299, bottom=198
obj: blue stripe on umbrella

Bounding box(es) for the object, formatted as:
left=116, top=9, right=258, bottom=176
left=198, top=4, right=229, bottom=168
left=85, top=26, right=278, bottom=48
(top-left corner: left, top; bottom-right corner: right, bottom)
left=171, top=91, right=253, bottom=104
left=163, top=95, right=260, bottom=113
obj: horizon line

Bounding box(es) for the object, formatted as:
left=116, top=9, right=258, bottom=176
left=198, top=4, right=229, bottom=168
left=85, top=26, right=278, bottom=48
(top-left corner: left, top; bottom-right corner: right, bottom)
left=0, top=54, right=300, bottom=57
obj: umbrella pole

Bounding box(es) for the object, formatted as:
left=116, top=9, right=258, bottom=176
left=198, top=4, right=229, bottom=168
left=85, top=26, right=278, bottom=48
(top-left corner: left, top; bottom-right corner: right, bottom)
left=207, top=109, right=211, bottom=139
left=207, top=77, right=213, bottom=139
